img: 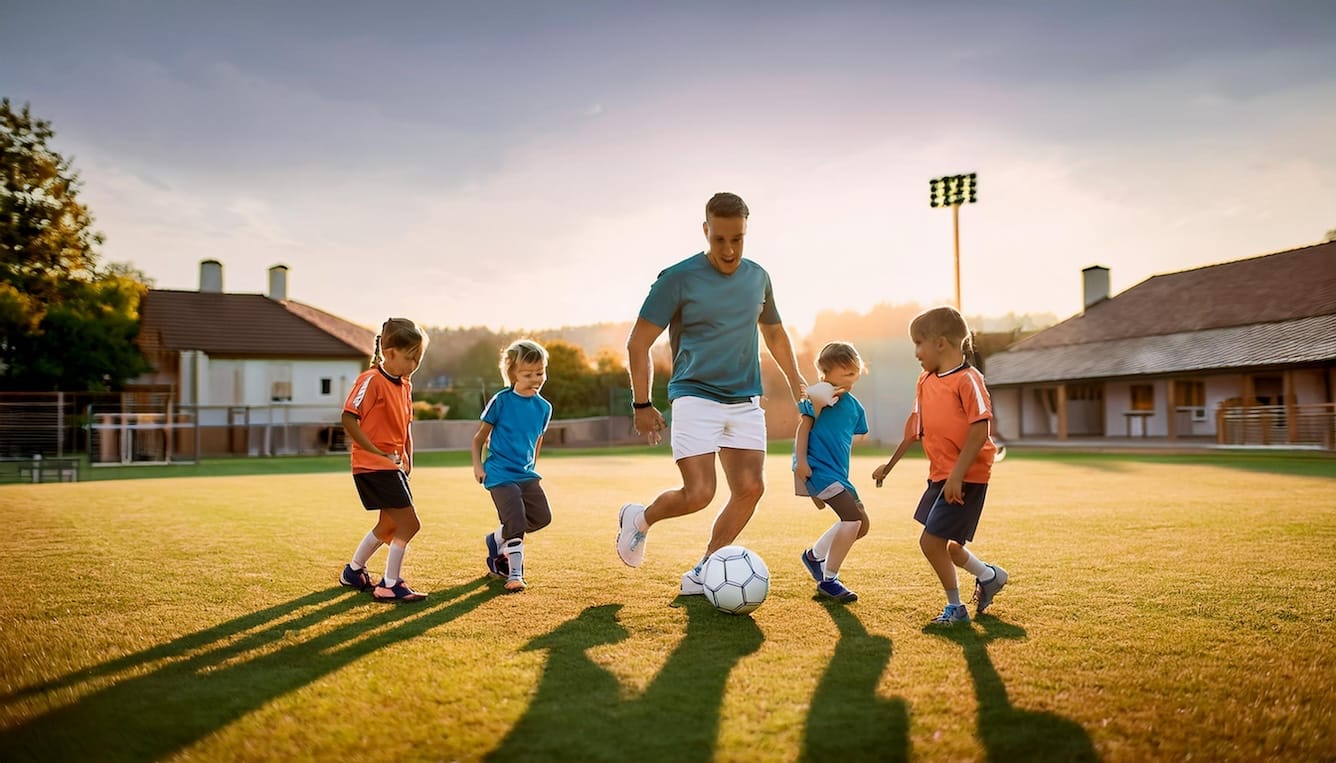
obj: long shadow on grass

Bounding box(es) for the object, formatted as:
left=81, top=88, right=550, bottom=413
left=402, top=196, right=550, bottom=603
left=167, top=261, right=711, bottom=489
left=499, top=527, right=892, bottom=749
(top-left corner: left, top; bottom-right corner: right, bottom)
left=926, top=617, right=1098, bottom=762
left=0, top=579, right=497, bottom=763
left=801, top=600, right=910, bottom=762
left=487, top=597, right=762, bottom=762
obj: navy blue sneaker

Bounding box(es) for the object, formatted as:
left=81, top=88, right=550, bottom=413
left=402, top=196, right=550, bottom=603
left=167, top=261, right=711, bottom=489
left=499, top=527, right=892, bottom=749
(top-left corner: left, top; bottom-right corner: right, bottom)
left=817, top=577, right=858, bottom=602
left=801, top=548, right=825, bottom=582
left=373, top=579, right=427, bottom=602
left=484, top=534, right=510, bottom=578
left=339, top=564, right=374, bottom=591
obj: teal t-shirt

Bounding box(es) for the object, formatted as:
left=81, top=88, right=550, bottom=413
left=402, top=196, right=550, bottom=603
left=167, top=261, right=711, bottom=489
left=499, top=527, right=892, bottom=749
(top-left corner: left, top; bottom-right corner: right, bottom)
left=480, top=388, right=552, bottom=489
left=638, top=252, right=782, bottom=403
left=793, top=394, right=868, bottom=500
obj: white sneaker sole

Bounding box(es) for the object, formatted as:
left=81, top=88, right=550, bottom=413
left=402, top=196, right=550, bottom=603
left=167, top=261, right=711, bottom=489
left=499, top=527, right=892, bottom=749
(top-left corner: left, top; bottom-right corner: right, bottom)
left=616, top=503, right=647, bottom=567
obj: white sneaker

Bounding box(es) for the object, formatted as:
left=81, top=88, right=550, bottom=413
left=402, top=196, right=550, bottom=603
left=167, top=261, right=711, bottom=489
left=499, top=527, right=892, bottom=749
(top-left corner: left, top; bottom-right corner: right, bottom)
left=680, top=567, right=705, bottom=595
left=616, top=503, right=648, bottom=567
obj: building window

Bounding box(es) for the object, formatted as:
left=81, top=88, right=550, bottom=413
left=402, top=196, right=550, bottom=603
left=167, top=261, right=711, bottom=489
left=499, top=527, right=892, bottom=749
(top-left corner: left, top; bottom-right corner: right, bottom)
left=320, top=378, right=332, bottom=395
left=270, top=363, right=293, bottom=402
left=1174, top=380, right=1205, bottom=408
left=1130, top=384, right=1154, bottom=411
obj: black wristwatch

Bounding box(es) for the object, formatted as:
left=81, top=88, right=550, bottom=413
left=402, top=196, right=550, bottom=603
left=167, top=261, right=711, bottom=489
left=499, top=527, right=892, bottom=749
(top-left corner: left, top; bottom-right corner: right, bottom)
left=631, top=400, right=655, bottom=410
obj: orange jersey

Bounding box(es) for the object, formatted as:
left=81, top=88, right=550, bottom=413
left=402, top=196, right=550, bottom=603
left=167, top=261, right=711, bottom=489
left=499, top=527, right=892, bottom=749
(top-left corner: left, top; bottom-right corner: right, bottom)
left=343, top=366, right=413, bottom=474
left=909, top=364, right=996, bottom=483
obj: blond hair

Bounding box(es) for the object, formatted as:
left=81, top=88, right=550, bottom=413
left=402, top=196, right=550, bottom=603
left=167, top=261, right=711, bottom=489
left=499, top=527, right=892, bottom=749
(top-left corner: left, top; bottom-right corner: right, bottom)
left=815, top=341, right=863, bottom=375
left=500, top=339, right=548, bottom=385
left=909, top=306, right=974, bottom=355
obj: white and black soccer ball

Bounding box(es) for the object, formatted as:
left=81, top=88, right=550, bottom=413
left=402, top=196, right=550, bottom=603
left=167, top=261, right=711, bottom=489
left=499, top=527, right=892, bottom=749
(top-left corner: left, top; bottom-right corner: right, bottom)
left=702, top=545, right=769, bottom=615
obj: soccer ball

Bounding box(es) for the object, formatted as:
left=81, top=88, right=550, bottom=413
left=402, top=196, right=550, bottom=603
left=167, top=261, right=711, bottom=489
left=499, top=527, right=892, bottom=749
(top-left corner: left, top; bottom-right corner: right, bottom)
left=702, top=545, right=769, bottom=615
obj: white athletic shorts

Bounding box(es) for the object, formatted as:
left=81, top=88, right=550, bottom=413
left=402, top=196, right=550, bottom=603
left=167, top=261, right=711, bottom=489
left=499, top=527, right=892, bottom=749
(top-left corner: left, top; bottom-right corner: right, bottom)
left=670, top=395, right=767, bottom=461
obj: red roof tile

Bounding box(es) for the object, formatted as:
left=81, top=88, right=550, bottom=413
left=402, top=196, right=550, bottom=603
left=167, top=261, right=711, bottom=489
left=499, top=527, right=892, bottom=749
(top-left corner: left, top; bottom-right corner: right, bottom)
left=140, top=290, right=375, bottom=358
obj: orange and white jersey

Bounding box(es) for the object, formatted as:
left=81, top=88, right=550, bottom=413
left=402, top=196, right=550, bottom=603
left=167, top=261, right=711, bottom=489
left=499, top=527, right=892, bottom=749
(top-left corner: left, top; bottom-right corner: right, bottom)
left=911, top=363, right=996, bottom=483
left=343, top=366, right=413, bottom=474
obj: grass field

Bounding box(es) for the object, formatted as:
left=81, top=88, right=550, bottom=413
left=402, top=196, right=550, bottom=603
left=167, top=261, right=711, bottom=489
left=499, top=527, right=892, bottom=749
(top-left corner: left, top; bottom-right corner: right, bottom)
left=1, top=452, right=1333, bottom=761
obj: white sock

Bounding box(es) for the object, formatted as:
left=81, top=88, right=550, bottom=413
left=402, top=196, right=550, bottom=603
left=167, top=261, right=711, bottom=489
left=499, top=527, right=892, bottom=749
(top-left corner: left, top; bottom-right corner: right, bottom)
left=812, top=523, right=843, bottom=562
left=504, top=538, right=524, bottom=578
left=946, top=588, right=962, bottom=606
left=960, top=549, right=991, bottom=579
left=351, top=532, right=382, bottom=569
left=635, top=511, right=649, bottom=532
left=384, top=541, right=406, bottom=586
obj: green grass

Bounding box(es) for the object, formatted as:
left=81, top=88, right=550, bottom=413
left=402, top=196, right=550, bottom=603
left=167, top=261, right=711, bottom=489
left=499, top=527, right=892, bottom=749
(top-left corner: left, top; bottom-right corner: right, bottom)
left=1, top=454, right=1333, bottom=761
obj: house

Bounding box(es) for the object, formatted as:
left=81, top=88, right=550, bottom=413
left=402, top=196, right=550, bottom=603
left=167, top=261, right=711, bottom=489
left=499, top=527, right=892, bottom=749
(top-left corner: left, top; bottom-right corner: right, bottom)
left=124, top=260, right=375, bottom=459
left=984, top=241, right=1336, bottom=449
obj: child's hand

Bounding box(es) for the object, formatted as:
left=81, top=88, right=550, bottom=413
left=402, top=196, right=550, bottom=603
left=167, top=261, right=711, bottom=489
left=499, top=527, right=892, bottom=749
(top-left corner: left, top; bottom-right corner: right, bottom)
left=943, top=476, right=965, bottom=504
left=473, top=464, right=486, bottom=484
left=872, top=462, right=891, bottom=487
left=795, top=461, right=812, bottom=483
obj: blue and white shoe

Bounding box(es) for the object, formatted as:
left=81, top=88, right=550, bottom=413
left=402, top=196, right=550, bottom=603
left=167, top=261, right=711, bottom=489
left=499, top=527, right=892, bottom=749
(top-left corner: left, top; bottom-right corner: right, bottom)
left=616, top=503, right=648, bottom=567
left=680, top=566, right=705, bottom=595
left=973, top=564, right=1008, bottom=615
left=339, top=564, right=374, bottom=591
left=484, top=534, right=509, bottom=578
left=929, top=603, right=970, bottom=625
left=817, top=577, right=858, bottom=602
left=800, top=548, right=825, bottom=582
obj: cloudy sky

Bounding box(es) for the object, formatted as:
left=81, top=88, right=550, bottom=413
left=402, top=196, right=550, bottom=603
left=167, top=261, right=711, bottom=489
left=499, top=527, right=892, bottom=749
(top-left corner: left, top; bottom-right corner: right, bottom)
left=4, top=2, right=1334, bottom=335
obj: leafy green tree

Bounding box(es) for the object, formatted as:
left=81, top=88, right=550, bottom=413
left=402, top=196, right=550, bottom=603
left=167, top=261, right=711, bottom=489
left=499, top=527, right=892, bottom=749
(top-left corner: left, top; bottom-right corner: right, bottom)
left=0, top=99, right=149, bottom=390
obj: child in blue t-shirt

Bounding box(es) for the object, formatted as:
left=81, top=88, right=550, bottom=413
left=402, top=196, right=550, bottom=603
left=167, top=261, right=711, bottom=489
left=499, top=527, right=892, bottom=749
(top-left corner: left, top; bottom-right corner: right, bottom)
left=471, top=339, right=553, bottom=592
left=794, top=341, right=870, bottom=602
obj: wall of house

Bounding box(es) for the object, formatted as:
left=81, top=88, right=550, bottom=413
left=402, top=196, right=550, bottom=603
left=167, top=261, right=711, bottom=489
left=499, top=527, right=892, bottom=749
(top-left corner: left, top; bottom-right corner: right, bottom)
left=187, top=355, right=361, bottom=425
left=1104, top=379, right=1165, bottom=437
left=991, top=387, right=1021, bottom=440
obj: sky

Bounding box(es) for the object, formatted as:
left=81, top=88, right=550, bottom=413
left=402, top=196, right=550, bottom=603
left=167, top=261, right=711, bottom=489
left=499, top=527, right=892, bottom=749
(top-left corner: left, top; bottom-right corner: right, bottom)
left=3, top=1, right=1334, bottom=336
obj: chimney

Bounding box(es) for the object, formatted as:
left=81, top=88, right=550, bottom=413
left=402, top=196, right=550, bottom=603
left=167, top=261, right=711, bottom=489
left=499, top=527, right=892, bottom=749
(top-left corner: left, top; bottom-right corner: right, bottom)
left=268, top=264, right=289, bottom=301
left=1082, top=265, right=1109, bottom=311
left=200, top=259, right=223, bottom=293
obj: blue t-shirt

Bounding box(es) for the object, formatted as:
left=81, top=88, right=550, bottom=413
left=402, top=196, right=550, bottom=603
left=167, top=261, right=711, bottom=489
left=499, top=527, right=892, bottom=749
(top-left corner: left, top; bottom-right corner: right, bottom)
left=638, top=252, right=783, bottom=403
left=480, top=388, right=552, bottom=489
left=793, top=393, right=868, bottom=500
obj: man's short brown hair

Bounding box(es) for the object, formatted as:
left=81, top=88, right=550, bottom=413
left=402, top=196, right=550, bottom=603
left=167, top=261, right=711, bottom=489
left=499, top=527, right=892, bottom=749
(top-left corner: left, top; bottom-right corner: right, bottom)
left=705, top=192, right=749, bottom=219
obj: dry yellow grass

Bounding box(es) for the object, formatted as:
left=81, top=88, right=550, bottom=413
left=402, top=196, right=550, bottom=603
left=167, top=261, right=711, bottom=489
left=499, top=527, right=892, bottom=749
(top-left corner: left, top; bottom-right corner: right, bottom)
left=0, top=453, right=1332, bottom=761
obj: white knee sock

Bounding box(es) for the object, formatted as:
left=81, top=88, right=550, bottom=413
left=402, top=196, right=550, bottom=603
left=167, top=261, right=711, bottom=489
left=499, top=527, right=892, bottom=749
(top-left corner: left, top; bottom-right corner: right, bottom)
left=811, top=522, right=843, bottom=563
left=960, top=549, right=991, bottom=579
left=351, top=532, right=382, bottom=569
left=504, top=538, right=524, bottom=578
left=384, top=541, right=407, bottom=586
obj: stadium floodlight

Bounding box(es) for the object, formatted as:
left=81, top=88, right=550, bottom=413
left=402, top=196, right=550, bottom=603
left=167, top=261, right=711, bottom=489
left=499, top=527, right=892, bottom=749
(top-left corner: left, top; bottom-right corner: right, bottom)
left=929, top=173, right=978, bottom=311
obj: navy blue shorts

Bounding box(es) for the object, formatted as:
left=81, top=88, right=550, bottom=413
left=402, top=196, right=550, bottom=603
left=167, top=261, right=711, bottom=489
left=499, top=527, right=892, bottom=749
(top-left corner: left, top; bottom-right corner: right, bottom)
left=352, top=469, right=413, bottom=510
left=913, top=479, right=988, bottom=544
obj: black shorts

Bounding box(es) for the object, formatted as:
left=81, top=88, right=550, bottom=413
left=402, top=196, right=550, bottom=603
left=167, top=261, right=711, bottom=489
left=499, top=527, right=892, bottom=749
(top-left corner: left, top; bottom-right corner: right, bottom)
left=913, top=479, right=987, bottom=544
left=353, top=469, right=413, bottom=510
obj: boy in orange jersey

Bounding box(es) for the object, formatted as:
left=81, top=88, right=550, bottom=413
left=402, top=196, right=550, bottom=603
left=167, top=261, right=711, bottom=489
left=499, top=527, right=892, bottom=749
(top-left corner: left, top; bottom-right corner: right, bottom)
left=873, top=306, right=1007, bottom=625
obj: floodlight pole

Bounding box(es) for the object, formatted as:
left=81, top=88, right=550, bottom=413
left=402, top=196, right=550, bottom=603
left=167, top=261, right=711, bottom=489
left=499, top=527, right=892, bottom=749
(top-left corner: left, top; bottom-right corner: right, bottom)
left=929, top=172, right=978, bottom=313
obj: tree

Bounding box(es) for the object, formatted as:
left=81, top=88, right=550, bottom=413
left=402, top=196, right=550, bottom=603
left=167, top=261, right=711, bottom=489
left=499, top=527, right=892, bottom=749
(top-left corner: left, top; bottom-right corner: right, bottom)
left=0, top=99, right=149, bottom=390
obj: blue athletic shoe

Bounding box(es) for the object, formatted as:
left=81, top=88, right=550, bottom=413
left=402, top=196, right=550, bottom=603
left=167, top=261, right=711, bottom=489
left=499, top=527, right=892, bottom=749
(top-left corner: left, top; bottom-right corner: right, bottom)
left=339, top=564, right=374, bottom=591
left=929, top=603, right=970, bottom=626
left=817, top=577, right=858, bottom=602
left=800, top=548, right=825, bottom=582
left=484, top=534, right=510, bottom=578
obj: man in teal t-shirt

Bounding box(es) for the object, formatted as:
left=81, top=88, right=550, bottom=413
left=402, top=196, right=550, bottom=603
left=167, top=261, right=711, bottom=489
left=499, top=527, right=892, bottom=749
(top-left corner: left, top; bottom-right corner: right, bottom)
left=615, top=192, right=807, bottom=596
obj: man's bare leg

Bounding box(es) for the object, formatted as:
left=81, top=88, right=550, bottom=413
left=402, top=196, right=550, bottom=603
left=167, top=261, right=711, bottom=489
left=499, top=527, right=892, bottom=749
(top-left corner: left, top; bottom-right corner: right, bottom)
left=643, top=453, right=717, bottom=525
left=705, top=447, right=766, bottom=554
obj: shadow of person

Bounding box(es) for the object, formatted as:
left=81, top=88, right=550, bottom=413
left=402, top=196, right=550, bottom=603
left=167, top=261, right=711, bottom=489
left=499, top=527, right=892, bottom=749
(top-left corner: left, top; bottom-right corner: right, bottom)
left=801, top=600, right=911, bottom=762
left=487, top=596, right=764, bottom=763
left=0, top=587, right=346, bottom=705
left=925, top=617, right=1099, bottom=762
left=0, top=578, right=499, bottom=763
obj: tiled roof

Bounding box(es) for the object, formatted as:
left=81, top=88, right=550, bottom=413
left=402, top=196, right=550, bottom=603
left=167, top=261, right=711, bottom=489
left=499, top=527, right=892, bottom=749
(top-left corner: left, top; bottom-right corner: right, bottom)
left=987, top=315, right=1336, bottom=385
left=985, top=242, right=1336, bottom=385
left=140, top=290, right=375, bottom=358
left=1011, top=241, right=1336, bottom=351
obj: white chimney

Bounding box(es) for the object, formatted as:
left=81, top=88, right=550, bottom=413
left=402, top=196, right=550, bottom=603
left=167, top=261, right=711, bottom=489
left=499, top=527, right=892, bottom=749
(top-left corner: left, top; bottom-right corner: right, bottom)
left=268, top=264, right=289, bottom=301
left=1082, top=265, right=1109, bottom=311
left=200, top=259, right=223, bottom=293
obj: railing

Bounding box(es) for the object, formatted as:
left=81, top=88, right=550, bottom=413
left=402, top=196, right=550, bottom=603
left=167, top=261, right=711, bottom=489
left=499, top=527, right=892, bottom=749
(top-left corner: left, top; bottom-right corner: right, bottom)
left=1217, top=403, right=1335, bottom=449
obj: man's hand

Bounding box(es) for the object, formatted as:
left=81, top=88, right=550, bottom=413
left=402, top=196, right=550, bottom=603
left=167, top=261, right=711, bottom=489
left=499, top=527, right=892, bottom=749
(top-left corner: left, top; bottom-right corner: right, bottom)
left=633, top=406, right=666, bottom=446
